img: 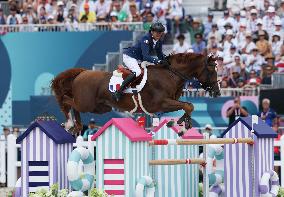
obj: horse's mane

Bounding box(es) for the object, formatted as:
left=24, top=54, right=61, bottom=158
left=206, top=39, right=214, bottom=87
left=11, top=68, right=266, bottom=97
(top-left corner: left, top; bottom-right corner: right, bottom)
left=167, top=53, right=204, bottom=64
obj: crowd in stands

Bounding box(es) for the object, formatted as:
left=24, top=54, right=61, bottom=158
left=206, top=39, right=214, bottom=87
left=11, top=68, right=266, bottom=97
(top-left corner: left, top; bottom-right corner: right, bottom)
left=172, top=1, right=284, bottom=89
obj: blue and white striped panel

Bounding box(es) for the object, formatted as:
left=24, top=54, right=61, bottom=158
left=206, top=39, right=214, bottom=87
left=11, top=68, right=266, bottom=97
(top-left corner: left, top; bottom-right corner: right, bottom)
left=28, top=161, right=49, bottom=193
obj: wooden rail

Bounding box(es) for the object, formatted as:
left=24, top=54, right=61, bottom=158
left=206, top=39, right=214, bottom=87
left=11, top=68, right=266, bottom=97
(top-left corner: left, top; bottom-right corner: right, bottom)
left=149, top=158, right=206, bottom=166
left=149, top=138, right=254, bottom=146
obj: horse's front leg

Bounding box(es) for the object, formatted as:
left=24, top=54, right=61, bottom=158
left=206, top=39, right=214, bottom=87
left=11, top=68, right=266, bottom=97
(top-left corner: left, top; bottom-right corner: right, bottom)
left=161, top=99, right=194, bottom=130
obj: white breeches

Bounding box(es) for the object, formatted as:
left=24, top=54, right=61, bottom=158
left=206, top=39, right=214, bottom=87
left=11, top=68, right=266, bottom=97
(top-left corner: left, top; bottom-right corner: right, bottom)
left=123, top=54, right=141, bottom=77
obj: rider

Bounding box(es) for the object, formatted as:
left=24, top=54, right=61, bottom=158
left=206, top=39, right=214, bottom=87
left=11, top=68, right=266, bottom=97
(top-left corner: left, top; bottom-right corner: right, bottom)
left=113, top=21, right=170, bottom=101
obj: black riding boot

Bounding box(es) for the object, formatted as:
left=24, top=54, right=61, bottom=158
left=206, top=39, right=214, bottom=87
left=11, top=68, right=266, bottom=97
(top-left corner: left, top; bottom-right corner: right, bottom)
left=113, top=73, right=136, bottom=101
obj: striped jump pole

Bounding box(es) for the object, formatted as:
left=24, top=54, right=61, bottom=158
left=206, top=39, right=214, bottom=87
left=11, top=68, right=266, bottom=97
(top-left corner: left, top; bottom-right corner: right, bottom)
left=149, top=138, right=254, bottom=146
left=149, top=158, right=206, bottom=166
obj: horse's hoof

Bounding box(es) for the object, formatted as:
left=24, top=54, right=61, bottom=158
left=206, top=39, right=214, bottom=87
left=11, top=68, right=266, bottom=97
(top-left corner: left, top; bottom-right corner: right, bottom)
left=177, top=116, right=185, bottom=125
left=178, top=131, right=184, bottom=137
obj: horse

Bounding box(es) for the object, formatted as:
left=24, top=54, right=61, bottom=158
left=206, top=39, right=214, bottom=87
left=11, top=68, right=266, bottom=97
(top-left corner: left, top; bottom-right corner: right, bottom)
left=51, top=53, right=221, bottom=133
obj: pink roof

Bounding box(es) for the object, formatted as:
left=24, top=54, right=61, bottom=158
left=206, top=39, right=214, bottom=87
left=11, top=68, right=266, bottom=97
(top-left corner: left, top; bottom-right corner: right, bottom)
left=91, top=118, right=152, bottom=142
left=183, top=128, right=203, bottom=139
left=153, top=117, right=203, bottom=139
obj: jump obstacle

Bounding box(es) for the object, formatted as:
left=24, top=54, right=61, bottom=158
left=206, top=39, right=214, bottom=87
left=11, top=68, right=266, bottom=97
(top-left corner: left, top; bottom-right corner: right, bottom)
left=14, top=116, right=279, bottom=197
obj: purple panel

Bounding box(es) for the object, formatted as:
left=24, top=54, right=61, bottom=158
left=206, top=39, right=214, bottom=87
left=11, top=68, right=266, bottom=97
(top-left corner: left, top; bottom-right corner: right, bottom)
left=229, top=128, right=233, bottom=197
left=40, top=131, right=43, bottom=161
left=235, top=123, right=240, bottom=197
left=241, top=123, right=247, bottom=197
left=33, top=129, right=36, bottom=161
left=26, top=134, right=30, bottom=194
left=63, top=144, right=66, bottom=188
left=53, top=142, right=57, bottom=184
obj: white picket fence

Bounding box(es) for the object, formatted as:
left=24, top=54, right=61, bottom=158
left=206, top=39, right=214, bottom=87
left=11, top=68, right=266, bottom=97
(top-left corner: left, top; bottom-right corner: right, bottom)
left=1, top=133, right=284, bottom=189
left=0, top=134, right=95, bottom=188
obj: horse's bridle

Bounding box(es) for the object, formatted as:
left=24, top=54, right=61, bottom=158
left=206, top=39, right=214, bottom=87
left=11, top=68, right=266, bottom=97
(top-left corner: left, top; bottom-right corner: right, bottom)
left=165, top=56, right=218, bottom=92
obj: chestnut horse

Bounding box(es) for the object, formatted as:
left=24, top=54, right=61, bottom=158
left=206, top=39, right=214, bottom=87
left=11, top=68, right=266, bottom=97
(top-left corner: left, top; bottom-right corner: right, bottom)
left=51, top=53, right=221, bottom=133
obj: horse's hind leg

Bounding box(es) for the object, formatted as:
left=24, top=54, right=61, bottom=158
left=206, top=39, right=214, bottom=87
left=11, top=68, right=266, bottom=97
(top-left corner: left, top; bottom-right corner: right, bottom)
left=161, top=99, right=194, bottom=130
left=72, top=109, right=83, bottom=135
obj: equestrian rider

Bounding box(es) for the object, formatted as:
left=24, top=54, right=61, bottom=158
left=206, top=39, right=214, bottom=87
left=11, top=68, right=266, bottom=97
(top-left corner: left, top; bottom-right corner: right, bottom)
left=113, top=21, right=170, bottom=101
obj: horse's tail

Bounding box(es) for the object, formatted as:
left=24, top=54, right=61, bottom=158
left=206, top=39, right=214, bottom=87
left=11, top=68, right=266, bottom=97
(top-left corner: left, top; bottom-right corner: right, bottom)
left=51, top=68, right=86, bottom=117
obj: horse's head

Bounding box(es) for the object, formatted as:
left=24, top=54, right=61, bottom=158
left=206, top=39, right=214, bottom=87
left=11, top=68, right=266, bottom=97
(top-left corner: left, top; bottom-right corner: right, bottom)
left=166, top=53, right=221, bottom=97
left=197, top=55, right=221, bottom=97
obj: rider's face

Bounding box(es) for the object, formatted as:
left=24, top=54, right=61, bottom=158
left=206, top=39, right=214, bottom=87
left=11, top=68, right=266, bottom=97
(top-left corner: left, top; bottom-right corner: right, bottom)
left=152, top=31, right=163, bottom=41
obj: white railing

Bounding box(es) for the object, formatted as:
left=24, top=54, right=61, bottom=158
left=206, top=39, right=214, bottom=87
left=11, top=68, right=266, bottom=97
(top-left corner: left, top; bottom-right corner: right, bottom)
left=0, top=134, right=95, bottom=187
left=182, top=87, right=260, bottom=97
left=0, top=22, right=143, bottom=33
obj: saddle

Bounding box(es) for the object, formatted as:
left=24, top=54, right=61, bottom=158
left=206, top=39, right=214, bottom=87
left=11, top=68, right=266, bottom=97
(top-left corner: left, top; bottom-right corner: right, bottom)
left=117, top=65, right=144, bottom=88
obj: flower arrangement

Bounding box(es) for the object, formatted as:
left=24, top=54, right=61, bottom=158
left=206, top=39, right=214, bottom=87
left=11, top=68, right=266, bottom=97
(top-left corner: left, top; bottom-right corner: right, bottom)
left=26, top=183, right=112, bottom=197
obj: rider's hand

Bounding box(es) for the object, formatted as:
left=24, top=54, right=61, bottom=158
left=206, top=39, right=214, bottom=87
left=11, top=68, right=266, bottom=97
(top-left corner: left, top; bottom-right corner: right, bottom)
left=159, top=60, right=170, bottom=67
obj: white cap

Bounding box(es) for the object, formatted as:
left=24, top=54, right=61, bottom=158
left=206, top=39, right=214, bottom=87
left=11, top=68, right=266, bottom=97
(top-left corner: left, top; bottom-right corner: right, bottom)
left=267, top=6, right=275, bottom=13
left=71, top=3, right=77, bottom=7
left=240, top=10, right=246, bottom=17
left=57, top=1, right=64, bottom=6
left=250, top=9, right=257, bottom=14
left=226, top=29, right=234, bottom=35
left=249, top=1, right=255, bottom=7
left=110, top=11, right=118, bottom=17
left=245, top=31, right=252, bottom=37
left=274, top=19, right=282, bottom=26
left=256, top=18, right=263, bottom=25
left=272, top=31, right=281, bottom=37
left=47, top=15, right=54, bottom=20
left=204, top=124, right=212, bottom=130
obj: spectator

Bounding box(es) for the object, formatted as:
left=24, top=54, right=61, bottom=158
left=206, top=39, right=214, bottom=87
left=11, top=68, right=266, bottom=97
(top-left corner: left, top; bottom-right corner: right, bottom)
left=128, top=3, right=141, bottom=22
left=227, top=96, right=248, bottom=125
left=203, top=12, right=214, bottom=40
left=272, top=32, right=282, bottom=58
left=94, top=0, right=111, bottom=20
left=83, top=118, right=100, bottom=140
left=263, top=6, right=280, bottom=35
left=228, top=66, right=241, bottom=87
left=217, top=55, right=229, bottom=80
left=246, top=47, right=265, bottom=73
left=7, top=6, right=22, bottom=25
left=173, top=34, right=191, bottom=53
left=207, top=23, right=222, bottom=43
left=188, top=18, right=204, bottom=44
left=79, top=3, right=96, bottom=23
left=37, top=0, right=52, bottom=15
left=258, top=98, right=277, bottom=127
left=253, top=19, right=269, bottom=42
left=223, top=45, right=238, bottom=68
left=222, top=29, right=237, bottom=56
left=79, top=0, right=95, bottom=13
left=12, top=127, right=20, bottom=137
left=25, top=4, right=37, bottom=24
left=273, top=19, right=284, bottom=42
left=237, top=77, right=245, bottom=88
left=151, top=0, right=169, bottom=25
left=55, top=1, right=67, bottom=23
left=265, top=55, right=275, bottom=66
left=192, top=33, right=206, bottom=54
left=247, top=69, right=261, bottom=83
left=168, top=0, right=183, bottom=35
left=241, top=32, right=256, bottom=55
left=143, top=12, right=154, bottom=31
left=261, top=64, right=275, bottom=84
left=276, top=0, right=284, bottom=18
left=38, top=6, right=47, bottom=24
left=217, top=10, right=234, bottom=34
left=247, top=9, right=258, bottom=32
left=235, top=22, right=247, bottom=48
left=207, top=35, right=219, bottom=50
left=141, top=3, right=152, bottom=21
left=221, top=79, right=229, bottom=88
left=1, top=127, right=10, bottom=140
left=256, top=30, right=272, bottom=57
left=230, top=54, right=244, bottom=73
left=0, top=8, right=6, bottom=25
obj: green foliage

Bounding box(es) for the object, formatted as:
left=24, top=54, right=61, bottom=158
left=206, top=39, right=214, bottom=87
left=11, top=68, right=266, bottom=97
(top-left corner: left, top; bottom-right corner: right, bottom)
left=28, top=183, right=68, bottom=197
left=278, top=187, right=284, bottom=197
left=89, top=188, right=109, bottom=197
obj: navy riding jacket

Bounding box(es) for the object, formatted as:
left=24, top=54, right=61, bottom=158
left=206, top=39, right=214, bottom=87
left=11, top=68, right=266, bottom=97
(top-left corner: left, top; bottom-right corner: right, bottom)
left=123, top=33, right=165, bottom=64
